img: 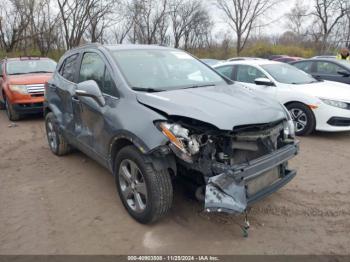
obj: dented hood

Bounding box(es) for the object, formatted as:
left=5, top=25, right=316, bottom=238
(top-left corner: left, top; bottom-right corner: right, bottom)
left=137, top=85, right=286, bottom=130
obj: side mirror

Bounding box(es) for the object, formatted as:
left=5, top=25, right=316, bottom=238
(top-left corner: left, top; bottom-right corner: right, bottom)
left=337, top=70, right=350, bottom=77
left=75, top=80, right=105, bottom=107
left=254, top=77, right=274, bottom=86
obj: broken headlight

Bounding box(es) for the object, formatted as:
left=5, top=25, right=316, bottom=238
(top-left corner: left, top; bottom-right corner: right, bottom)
left=157, top=122, right=200, bottom=162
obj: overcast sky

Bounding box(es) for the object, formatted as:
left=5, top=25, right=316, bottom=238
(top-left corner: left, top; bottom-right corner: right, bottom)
left=208, top=0, right=300, bottom=38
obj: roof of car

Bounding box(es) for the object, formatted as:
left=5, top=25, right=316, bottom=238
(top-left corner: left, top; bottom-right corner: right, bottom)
left=215, top=59, right=280, bottom=67
left=291, top=58, right=345, bottom=63
left=104, top=44, right=174, bottom=51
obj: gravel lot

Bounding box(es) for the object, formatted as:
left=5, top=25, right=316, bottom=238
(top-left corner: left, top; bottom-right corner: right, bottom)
left=0, top=111, right=349, bottom=255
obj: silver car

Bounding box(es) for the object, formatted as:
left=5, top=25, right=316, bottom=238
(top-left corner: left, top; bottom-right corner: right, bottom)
left=44, top=44, right=299, bottom=224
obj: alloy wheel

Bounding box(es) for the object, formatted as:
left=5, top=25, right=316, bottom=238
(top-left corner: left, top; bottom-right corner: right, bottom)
left=47, top=120, right=58, bottom=151
left=289, top=108, right=308, bottom=133
left=118, top=159, right=148, bottom=213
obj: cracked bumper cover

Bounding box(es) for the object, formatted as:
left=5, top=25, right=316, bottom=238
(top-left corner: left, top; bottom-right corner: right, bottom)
left=205, top=142, right=299, bottom=214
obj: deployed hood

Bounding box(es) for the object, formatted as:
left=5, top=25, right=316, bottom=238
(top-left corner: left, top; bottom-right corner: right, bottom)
left=7, top=73, right=52, bottom=85
left=137, top=85, right=286, bottom=130
left=295, top=80, right=350, bottom=102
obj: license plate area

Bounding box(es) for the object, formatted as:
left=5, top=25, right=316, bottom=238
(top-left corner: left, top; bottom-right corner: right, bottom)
left=246, top=167, right=280, bottom=197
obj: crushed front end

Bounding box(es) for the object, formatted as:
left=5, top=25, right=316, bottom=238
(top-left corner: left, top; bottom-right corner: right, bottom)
left=157, top=118, right=299, bottom=214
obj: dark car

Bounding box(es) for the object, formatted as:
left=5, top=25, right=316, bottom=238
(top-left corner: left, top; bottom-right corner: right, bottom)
left=274, top=56, right=303, bottom=63
left=269, top=55, right=288, bottom=60
left=291, top=58, right=350, bottom=85
left=45, top=43, right=298, bottom=224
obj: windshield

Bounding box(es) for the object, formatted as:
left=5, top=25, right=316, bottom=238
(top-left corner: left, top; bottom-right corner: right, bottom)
left=7, top=59, right=57, bottom=75
left=111, top=49, right=227, bottom=91
left=262, top=63, right=317, bottom=84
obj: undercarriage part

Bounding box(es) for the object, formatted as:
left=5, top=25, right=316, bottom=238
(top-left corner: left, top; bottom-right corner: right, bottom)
left=242, top=211, right=250, bottom=238
left=205, top=173, right=247, bottom=214
left=195, top=186, right=205, bottom=202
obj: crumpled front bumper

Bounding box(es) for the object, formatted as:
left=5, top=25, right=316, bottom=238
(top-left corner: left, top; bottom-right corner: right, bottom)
left=205, top=142, right=299, bottom=214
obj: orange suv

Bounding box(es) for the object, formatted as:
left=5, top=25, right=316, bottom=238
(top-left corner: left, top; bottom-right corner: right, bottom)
left=0, top=57, right=57, bottom=121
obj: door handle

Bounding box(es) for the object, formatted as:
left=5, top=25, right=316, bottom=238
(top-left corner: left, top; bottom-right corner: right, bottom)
left=49, top=83, right=58, bottom=91
left=72, top=96, right=80, bottom=102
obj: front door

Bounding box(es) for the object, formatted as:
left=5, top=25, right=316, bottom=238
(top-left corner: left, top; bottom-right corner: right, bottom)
left=314, top=61, right=350, bottom=84
left=75, top=51, right=120, bottom=160
left=234, top=64, right=276, bottom=98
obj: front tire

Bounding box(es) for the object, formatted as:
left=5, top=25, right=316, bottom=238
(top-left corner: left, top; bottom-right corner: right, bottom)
left=286, top=102, right=316, bottom=136
left=45, top=112, right=71, bottom=156
left=5, top=98, right=20, bottom=121
left=115, top=145, right=173, bottom=224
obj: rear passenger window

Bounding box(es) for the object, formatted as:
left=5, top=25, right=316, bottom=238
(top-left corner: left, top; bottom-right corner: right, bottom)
left=79, top=52, right=118, bottom=97
left=59, top=54, right=79, bottom=82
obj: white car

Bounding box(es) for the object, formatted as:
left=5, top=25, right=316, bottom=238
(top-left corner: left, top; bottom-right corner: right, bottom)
left=213, top=60, right=350, bottom=136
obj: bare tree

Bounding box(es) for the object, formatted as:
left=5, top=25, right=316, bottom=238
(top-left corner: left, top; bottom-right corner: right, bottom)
left=216, top=0, right=281, bottom=55
left=31, top=0, right=62, bottom=55
left=312, top=0, right=349, bottom=53
left=168, top=0, right=207, bottom=48
left=108, top=0, right=134, bottom=44
left=86, top=0, right=117, bottom=43
left=0, top=0, right=32, bottom=52
left=183, top=8, right=212, bottom=50
left=56, top=0, right=116, bottom=49
left=128, top=0, right=169, bottom=45
left=286, top=0, right=309, bottom=37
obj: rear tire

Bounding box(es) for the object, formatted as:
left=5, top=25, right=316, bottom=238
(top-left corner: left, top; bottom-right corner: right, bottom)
left=115, top=145, right=173, bottom=224
left=5, top=98, right=20, bottom=121
left=45, top=112, right=71, bottom=156
left=286, top=102, right=316, bottom=136
left=0, top=100, right=5, bottom=110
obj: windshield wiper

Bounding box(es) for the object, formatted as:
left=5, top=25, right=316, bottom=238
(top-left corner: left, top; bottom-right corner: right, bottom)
left=181, top=83, right=216, bottom=90
left=131, top=87, right=165, bottom=93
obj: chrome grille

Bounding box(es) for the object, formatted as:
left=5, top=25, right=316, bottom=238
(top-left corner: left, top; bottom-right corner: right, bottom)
left=26, top=84, right=45, bottom=95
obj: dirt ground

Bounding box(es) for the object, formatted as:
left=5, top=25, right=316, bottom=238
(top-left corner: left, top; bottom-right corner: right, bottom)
left=0, top=111, right=349, bottom=255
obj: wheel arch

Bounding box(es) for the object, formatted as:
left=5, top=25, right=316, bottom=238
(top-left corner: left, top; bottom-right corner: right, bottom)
left=109, top=133, right=177, bottom=176
left=284, top=100, right=317, bottom=135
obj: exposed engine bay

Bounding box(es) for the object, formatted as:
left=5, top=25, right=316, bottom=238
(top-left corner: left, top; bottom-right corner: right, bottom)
left=157, top=117, right=298, bottom=214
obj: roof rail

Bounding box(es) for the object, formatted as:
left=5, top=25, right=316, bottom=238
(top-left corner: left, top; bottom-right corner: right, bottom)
left=70, top=42, right=102, bottom=50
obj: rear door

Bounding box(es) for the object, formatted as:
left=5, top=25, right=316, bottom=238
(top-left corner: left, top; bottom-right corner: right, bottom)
left=47, top=53, right=80, bottom=138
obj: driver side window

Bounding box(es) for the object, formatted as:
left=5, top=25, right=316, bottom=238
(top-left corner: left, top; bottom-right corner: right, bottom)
left=236, top=65, right=267, bottom=84
left=79, top=52, right=118, bottom=97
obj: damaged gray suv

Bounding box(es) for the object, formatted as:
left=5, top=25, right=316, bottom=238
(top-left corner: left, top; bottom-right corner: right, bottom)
left=44, top=44, right=299, bottom=224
